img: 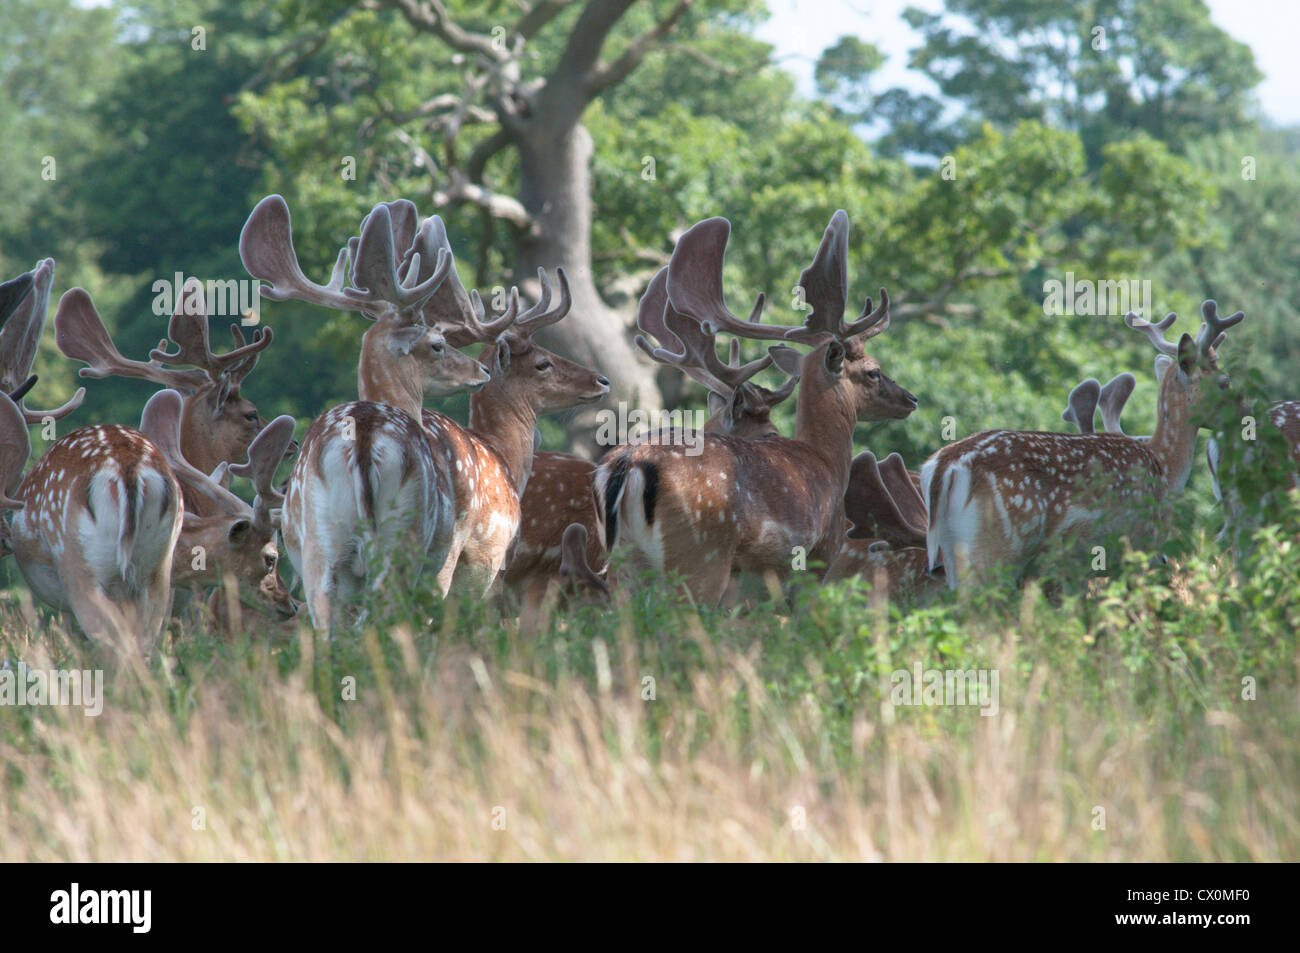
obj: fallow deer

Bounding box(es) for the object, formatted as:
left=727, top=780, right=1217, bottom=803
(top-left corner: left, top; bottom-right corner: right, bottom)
left=137, top=389, right=298, bottom=628
left=595, top=210, right=918, bottom=604
left=239, top=194, right=492, bottom=631
left=922, top=302, right=1244, bottom=588
left=0, top=259, right=86, bottom=426
left=54, top=279, right=277, bottom=512
left=505, top=265, right=796, bottom=614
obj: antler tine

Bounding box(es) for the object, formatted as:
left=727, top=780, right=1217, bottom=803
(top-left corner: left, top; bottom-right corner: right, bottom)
left=1197, top=299, right=1244, bottom=356
left=1061, top=378, right=1101, bottom=434
left=240, top=194, right=384, bottom=319
left=661, top=304, right=773, bottom=393
left=513, top=267, right=573, bottom=337
left=667, top=217, right=786, bottom=342
left=55, top=288, right=209, bottom=394
left=404, top=215, right=484, bottom=337
left=1124, top=310, right=1180, bottom=357
left=1097, top=372, right=1136, bottom=435
left=0, top=391, right=30, bottom=509
left=139, top=389, right=249, bottom=515
left=148, top=279, right=275, bottom=381
left=372, top=199, right=419, bottom=262
left=440, top=286, right=520, bottom=349
left=351, top=203, right=452, bottom=321
left=223, top=324, right=272, bottom=387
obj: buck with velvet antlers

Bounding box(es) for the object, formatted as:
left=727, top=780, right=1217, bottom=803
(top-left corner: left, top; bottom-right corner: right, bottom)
left=242, top=195, right=607, bottom=630
left=54, top=278, right=277, bottom=505
left=506, top=266, right=797, bottom=616
left=595, top=210, right=917, bottom=604
left=922, top=301, right=1244, bottom=588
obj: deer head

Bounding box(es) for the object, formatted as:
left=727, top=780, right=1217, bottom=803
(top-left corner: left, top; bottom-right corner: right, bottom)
left=54, top=278, right=276, bottom=477
left=666, top=213, right=917, bottom=426
left=239, top=195, right=490, bottom=419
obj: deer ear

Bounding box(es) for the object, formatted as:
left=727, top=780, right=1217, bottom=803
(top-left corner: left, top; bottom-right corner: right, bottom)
left=1154, top=354, right=1174, bottom=382
left=823, top=340, right=845, bottom=375
left=768, top=345, right=802, bottom=377
left=227, top=518, right=252, bottom=544
left=494, top=338, right=511, bottom=375
left=1177, top=332, right=1198, bottom=375
left=706, top=390, right=727, bottom=418
left=723, top=386, right=747, bottom=431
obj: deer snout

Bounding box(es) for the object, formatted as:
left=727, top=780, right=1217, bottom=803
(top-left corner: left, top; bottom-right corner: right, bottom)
left=582, top=376, right=612, bottom=401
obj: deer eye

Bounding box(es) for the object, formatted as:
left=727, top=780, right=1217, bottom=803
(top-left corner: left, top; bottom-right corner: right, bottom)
left=867, top=369, right=880, bottom=380
left=536, top=360, right=553, bottom=372
left=430, top=340, right=444, bottom=354
left=245, top=412, right=259, bottom=422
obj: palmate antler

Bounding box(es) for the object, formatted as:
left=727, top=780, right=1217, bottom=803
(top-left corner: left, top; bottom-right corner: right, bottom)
left=239, top=195, right=452, bottom=324
left=844, top=451, right=928, bottom=548
left=1061, top=378, right=1101, bottom=434
left=0, top=259, right=86, bottom=423
left=55, top=277, right=273, bottom=408
left=667, top=212, right=890, bottom=348
left=635, top=266, right=775, bottom=399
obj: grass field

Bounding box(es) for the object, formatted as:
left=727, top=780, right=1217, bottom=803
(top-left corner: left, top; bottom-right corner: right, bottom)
left=2, top=497, right=1296, bottom=861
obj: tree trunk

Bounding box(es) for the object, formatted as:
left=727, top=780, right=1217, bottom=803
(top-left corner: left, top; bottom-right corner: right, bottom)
left=513, top=121, right=661, bottom=456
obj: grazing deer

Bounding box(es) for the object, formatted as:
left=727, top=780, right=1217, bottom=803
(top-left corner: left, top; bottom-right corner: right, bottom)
left=137, top=390, right=298, bottom=629
left=505, top=266, right=796, bottom=614
left=54, top=279, right=277, bottom=514
left=594, top=211, right=917, bottom=604
left=239, top=194, right=492, bottom=631
left=922, top=302, right=1244, bottom=588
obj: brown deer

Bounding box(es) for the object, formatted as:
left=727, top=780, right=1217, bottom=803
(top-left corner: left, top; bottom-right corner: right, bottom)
left=239, top=194, right=492, bottom=631
left=922, top=302, right=1244, bottom=588
left=421, top=261, right=610, bottom=596
left=594, top=210, right=918, bottom=604
left=505, top=265, right=796, bottom=615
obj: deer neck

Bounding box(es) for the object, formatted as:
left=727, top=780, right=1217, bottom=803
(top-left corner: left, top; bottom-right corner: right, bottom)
left=357, top=336, right=423, bottom=421
left=1147, top=371, right=1200, bottom=494
left=470, top=381, right=537, bottom=495
left=793, top=350, right=858, bottom=489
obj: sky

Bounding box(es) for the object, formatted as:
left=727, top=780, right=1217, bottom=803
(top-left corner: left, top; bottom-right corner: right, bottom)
left=755, top=0, right=1300, bottom=127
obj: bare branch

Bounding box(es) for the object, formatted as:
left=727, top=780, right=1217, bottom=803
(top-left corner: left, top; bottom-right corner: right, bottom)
left=433, top=169, right=534, bottom=229
left=515, top=0, right=579, bottom=40
left=387, top=0, right=506, bottom=60
left=588, top=0, right=694, bottom=97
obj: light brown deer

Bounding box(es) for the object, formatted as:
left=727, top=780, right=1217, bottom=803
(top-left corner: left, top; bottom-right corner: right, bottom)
left=239, top=194, right=492, bottom=631
left=922, top=302, right=1244, bottom=588
left=54, top=279, right=276, bottom=498
left=421, top=262, right=610, bottom=596
left=594, top=211, right=918, bottom=604
left=505, top=265, right=796, bottom=614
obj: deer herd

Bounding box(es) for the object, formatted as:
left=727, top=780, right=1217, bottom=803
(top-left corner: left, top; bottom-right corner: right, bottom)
left=0, top=196, right=1290, bottom=655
